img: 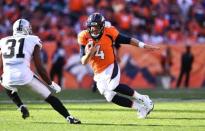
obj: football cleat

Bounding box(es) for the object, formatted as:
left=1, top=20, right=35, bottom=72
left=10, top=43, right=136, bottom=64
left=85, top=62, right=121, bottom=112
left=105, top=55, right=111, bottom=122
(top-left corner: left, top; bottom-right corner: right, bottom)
left=133, top=101, right=150, bottom=119
left=19, top=105, right=30, bottom=119
left=137, top=105, right=149, bottom=119
left=66, top=116, right=81, bottom=124
left=138, top=95, right=154, bottom=113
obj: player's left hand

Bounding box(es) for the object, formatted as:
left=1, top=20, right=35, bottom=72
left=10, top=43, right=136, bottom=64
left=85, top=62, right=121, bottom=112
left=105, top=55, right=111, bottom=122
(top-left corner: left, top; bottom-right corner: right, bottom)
left=49, top=81, right=61, bottom=93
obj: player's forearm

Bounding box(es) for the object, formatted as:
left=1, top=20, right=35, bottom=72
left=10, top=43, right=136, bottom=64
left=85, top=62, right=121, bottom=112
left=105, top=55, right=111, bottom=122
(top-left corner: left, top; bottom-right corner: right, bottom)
left=130, top=38, right=146, bottom=48
left=36, top=67, right=52, bottom=85
left=130, top=38, right=156, bottom=49
left=81, top=53, right=92, bottom=65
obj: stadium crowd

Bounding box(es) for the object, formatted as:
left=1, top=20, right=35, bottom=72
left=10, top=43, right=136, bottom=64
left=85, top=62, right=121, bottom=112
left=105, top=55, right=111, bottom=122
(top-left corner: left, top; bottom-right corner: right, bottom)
left=0, top=0, right=205, bottom=45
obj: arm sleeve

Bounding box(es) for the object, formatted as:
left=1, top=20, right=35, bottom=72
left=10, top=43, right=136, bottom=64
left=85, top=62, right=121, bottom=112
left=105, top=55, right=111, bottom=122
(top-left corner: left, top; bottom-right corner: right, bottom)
left=108, top=26, right=119, bottom=41
left=114, top=42, right=121, bottom=49
left=115, top=33, right=131, bottom=47
left=80, top=45, right=86, bottom=58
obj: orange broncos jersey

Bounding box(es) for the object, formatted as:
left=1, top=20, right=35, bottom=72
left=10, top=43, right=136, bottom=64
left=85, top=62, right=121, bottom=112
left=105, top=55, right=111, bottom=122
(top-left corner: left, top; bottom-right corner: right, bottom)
left=78, top=26, right=119, bottom=74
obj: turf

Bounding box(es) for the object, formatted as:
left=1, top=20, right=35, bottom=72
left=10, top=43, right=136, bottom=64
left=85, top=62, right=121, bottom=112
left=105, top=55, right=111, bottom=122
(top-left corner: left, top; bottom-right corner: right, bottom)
left=1, top=101, right=205, bottom=131
left=1, top=89, right=205, bottom=131
left=1, top=88, right=205, bottom=101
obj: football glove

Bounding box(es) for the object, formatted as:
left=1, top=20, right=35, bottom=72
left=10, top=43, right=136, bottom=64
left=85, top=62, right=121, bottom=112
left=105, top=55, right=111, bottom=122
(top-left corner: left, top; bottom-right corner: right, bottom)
left=49, top=81, right=61, bottom=93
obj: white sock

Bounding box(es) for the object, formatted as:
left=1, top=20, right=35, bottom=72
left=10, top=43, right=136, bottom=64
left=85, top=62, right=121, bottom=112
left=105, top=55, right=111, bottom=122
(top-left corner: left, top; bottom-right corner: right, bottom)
left=133, top=91, right=144, bottom=100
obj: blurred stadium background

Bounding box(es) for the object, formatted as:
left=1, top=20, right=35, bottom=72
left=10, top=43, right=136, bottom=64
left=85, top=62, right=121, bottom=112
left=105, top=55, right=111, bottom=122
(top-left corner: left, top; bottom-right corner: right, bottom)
left=1, top=0, right=205, bottom=131
left=0, top=0, right=205, bottom=91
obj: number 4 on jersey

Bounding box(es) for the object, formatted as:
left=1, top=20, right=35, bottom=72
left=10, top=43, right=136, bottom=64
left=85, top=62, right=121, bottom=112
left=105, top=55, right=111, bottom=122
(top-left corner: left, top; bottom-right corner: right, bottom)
left=95, top=45, right=104, bottom=59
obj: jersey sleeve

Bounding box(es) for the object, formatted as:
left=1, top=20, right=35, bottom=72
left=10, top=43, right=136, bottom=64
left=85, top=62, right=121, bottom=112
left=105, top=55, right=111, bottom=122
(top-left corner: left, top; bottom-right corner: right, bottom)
left=77, top=31, right=87, bottom=46
left=33, top=36, right=42, bottom=49
left=107, top=26, right=119, bottom=41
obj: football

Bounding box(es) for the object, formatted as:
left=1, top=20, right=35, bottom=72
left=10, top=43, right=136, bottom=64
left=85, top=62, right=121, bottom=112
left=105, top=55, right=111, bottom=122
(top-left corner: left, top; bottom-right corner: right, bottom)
left=85, top=41, right=94, bottom=54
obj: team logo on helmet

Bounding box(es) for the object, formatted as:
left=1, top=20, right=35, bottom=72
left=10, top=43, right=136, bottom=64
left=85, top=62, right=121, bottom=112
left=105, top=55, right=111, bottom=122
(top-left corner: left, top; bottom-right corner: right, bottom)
left=13, top=19, right=32, bottom=35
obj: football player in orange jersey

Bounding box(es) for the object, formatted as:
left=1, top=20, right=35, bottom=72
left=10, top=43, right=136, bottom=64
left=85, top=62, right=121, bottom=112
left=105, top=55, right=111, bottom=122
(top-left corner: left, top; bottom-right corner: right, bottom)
left=78, top=13, right=159, bottom=118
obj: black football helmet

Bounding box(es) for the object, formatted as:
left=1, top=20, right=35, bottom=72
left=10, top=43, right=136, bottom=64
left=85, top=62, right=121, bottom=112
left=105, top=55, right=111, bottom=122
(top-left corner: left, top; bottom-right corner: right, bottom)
left=86, top=13, right=105, bottom=39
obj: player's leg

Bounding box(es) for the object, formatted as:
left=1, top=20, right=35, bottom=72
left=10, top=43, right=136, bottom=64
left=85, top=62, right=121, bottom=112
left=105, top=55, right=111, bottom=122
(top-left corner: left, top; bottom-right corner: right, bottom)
left=91, top=81, right=97, bottom=92
left=95, top=62, right=151, bottom=118
left=114, top=83, right=154, bottom=111
left=45, top=95, right=81, bottom=124
left=5, top=88, right=29, bottom=119
left=28, top=76, right=81, bottom=124
left=109, top=85, right=152, bottom=118
left=101, top=88, right=149, bottom=119
left=110, top=62, right=154, bottom=113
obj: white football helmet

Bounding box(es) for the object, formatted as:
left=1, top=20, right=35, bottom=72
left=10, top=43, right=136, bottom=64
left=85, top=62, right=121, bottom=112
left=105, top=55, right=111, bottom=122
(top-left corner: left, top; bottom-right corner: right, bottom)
left=13, top=19, right=32, bottom=35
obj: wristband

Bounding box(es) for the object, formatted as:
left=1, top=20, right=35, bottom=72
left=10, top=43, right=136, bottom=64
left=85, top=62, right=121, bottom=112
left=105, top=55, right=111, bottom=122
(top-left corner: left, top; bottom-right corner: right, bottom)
left=139, top=41, right=145, bottom=48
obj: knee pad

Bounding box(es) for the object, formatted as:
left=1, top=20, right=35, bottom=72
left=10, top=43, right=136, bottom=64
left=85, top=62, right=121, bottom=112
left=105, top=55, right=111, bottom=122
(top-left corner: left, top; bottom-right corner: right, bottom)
left=103, top=90, right=116, bottom=102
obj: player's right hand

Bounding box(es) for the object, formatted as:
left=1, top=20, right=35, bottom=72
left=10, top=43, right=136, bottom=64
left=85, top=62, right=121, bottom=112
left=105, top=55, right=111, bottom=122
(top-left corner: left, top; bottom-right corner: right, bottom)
left=85, top=41, right=94, bottom=53
left=49, top=81, right=61, bottom=93
left=89, top=46, right=97, bottom=56
left=85, top=42, right=97, bottom=56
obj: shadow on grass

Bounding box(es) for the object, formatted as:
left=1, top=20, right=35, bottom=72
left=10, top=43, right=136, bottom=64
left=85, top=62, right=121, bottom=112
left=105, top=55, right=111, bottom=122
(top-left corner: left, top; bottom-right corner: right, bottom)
left=31, top=121, right=65, bottom=125
left=1, top=107, right=205, bottom=113
left=82, top=122, right=205, bottom=127
left=154, top=109, right=205, bottom=113
left=149, top=117, right=205, bottom=120
left=31, top=121, right=205, bottom=128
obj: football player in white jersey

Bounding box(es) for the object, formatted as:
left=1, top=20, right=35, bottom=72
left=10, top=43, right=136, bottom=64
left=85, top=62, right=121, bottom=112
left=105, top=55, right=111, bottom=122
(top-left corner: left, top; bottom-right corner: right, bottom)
left=0, top=19, right=81, bottom=124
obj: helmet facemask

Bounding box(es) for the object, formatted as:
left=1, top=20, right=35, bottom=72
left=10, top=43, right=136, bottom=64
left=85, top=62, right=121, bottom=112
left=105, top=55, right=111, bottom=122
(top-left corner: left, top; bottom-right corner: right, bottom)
left=88, top=23, right=104, bottom=39
left=87, top=13, right=105, bottom=39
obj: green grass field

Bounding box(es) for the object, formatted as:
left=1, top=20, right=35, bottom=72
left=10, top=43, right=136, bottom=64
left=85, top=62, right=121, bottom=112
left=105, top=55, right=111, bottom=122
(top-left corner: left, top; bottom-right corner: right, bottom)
left=1, top=89, right=205, bottom=131
left=1, top=102, right=205, bottom=131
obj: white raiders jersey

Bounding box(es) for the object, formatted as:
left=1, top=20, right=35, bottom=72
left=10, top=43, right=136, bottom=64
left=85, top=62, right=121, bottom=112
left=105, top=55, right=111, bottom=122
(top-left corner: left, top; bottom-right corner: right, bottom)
left=0, top=34, right=42, bottom=86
